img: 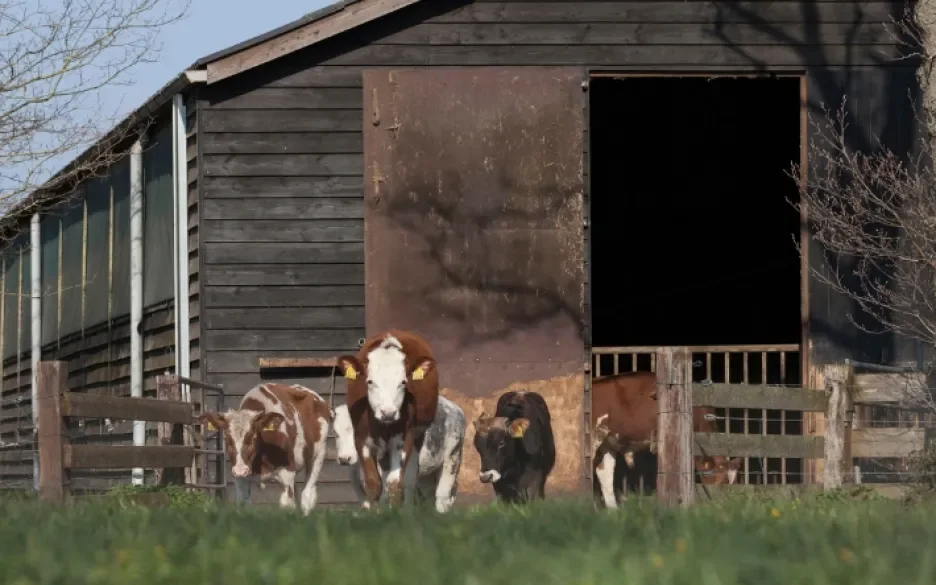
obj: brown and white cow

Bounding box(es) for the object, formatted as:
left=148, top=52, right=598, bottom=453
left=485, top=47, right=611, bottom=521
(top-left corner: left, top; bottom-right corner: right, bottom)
left=336, top=330, right=439, bottom=509
left=591, top=371, right=741, bottom=508
left=198, top=383, right=332, bottom=515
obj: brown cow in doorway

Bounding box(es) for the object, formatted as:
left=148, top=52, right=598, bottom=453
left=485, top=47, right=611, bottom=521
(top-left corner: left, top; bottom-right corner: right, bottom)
left=590, top=371, right=741, bottom=508
left=337, top=330, right=439, bottom=509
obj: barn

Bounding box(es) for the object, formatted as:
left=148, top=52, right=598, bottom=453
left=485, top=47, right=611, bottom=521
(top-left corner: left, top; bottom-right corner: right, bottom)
left=0, top=0, right=922, bottom=503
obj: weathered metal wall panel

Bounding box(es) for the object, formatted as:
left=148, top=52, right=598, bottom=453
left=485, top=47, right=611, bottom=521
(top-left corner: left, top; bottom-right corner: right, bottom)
left=363, top=67, right=586, bottom=494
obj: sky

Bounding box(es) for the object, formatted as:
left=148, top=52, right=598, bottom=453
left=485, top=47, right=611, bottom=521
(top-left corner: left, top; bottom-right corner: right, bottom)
left=114, top=0, right=333, bottom=119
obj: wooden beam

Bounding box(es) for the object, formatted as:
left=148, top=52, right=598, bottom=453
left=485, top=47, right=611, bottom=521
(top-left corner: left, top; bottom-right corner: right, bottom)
left=694, top=433, right=825, bottom=459
left=206, top=0, right=423, bottom=84
left=155, top=376, right=186, bottom=486
left=64, top=445, right=194, bottom=470
left=696, top=483, right=820, bottom=501
left=822, top=364, right=851, bottom=490
left=853, top=372, right=927, bottom=404
left=851, top=428, right=927, bottom=458
left=259, top=357, right=337, bottom=369
left=61, top=393, right=194, bottom=424
left=37, top=361, right=68, bottom=503
left=693, top=384, right=828, bottom=412
left=656, top=347, right=694, bottom=507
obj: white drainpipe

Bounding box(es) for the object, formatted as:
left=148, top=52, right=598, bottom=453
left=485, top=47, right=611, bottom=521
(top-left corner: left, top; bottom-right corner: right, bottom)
left=30, top=213, right=40, bottom=492
left=129, top=139, right=144, bottom=485
left=172, top=94, right=191, bottom=395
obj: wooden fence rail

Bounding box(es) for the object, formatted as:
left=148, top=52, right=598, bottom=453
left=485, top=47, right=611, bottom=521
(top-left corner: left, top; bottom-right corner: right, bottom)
left=37, top=361, right=198, bottom=503
left=653, top=351, right=930, bottom=506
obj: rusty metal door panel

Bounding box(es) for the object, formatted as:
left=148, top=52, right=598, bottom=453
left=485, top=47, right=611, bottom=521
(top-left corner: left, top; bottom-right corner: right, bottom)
left=363, top=68, right=586, bottom=494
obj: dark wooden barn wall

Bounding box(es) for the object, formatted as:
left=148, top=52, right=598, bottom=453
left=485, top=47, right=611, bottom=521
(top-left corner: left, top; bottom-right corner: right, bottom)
left=0, top=89, right=204, bottom=493
left=198, top=0, right=918, bottom=503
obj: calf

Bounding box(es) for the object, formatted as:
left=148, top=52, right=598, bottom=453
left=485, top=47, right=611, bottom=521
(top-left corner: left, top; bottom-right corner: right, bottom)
left=337, top=330, right=439, bottom=509
left=198, top=383, right=332, bottom=515
left=333, top=395, right=466, bottom=513
left=472, top=390, right=556, bottom=504
left=591, top=371, right=741, bottom=508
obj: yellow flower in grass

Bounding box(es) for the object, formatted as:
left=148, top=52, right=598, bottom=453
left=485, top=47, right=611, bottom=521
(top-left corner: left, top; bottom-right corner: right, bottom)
left=674, top=538, right=686, bottom=554
left=770, top=508, right=781, bottom=518
left=839, top=547, right=854, bottom=563
left=651, top=554, right=664, bottom=569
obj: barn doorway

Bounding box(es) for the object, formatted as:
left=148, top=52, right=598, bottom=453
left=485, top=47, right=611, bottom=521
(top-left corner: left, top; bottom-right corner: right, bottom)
left=588, top=75, right=803, bottom=350
left=587, top=75, right=806, bottom=487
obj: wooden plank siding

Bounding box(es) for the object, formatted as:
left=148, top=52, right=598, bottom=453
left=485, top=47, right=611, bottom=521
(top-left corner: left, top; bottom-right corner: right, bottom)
left=198, top=0, right=918, bottom=504
left=0, top=88, right=203, bottom=493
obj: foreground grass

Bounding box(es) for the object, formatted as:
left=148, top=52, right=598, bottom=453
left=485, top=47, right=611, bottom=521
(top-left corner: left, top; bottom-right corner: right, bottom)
left=0, top=496, right=934, bottom=584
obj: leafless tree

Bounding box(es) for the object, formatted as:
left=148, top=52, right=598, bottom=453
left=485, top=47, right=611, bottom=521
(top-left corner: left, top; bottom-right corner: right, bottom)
left=0, top=0, right=189, bottom=219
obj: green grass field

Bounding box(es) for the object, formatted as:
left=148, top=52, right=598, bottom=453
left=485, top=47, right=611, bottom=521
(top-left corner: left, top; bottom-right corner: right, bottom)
left=1, top=492, right=934, bottom=585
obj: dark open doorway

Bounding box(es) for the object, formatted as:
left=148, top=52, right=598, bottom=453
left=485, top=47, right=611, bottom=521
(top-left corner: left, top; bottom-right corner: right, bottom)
left=588, top=76, right=803, bottom=349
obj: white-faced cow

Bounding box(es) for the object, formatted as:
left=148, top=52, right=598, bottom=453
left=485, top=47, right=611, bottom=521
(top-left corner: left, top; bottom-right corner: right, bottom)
left=591, top=371, right=742, bottom=508
left=198, top=383, right=332, bottom=515
left=336, top=330, right=439, bottom=509
left=333, top=394, right=466, bottom=513
left=472, top=390, right=556, bottom=504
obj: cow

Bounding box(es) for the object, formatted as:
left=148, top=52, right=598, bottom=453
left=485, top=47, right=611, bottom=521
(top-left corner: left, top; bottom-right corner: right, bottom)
left=336, top=330, right=439, bottom=509
left=332, top=395, right=466, bottom=513
left=472, top=390, right=556, bottom=504
left=591, top=371, right=742, bottom=508
left=197, top=383, right=332, bottom=515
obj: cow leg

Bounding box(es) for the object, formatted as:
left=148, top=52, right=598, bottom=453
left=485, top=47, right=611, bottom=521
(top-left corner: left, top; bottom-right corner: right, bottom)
left=358, top=439, right=383, bottom=509
left=300, top=450, right=327, bottom=515
left=234, top=476, right=252, bottom=505
left=275, top=468, right=298, bottom=510
left=595, top=447, right=618, bottom=509
left=384, top=435, right=406, bottom=507
left=435, top=442, right=462, bottom=513
left=349, top=462, right=366, bottom=503
left=400, top=453, right=421, bottom=506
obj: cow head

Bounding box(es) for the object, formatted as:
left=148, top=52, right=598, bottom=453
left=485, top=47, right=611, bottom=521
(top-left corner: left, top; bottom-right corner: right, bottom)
left=472, top=412, right=531, bottom=484
left=332, top=404, right=357, bottom=465
left=338, top=336, right=435, bottom=424
left=198, top=409, right=286, bottom=478
left=697, top=456, right=742, bottom=485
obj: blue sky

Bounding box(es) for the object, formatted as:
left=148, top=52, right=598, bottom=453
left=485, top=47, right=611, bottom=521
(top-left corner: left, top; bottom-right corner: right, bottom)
left=115, top=0, right=333, bottom=119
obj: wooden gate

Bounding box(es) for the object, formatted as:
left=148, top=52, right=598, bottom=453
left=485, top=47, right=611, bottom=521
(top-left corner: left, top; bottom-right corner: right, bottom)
left=362, top=68, right=587, bottom=494
left=591, top=344, right=804, bottom=485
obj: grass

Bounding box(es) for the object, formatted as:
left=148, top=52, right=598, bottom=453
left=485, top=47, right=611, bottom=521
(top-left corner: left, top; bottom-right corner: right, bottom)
left=0, top=493, right=934, bottom=584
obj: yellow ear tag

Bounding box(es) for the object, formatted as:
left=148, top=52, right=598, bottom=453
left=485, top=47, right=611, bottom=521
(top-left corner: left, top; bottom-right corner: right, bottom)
left=263, top=423, right=276, bottom=432
left=510, top=424, right=525, bottom=439
left=206, top=422, right=216, bottom=431
left=411, top=367, right=425, bottom=381
left=344, top=365, right=357, bottom=380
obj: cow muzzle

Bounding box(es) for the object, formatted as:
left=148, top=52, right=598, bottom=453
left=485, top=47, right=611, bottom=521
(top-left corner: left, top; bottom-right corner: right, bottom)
left=376, top=407, right=399, bottom=423
left=232, top=464, right=250, bottom=478
left=479, top=470, right=501, bottom=484
left=337, top=454, right=354, bottom=465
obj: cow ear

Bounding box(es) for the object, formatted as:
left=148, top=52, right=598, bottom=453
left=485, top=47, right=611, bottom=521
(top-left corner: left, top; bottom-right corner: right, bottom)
left=337, top=356, right=362, bottom=381
left=254, top=412, right=285, bottom=433
left=409, top=357, right=435, bottom=381
left=509, top=418, right=530, bottom=439
left=198, top=412, right=227, bottom=431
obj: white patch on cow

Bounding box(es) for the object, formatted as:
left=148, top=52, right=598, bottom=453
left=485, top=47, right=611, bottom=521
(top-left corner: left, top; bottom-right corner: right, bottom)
left=333, top=404, right=357, bottom=464
left=479, top=469, right=501, bottom=483
left=727, top=468, right=738, bottom=485
left=624, top=451, right=635, bottom=468
left=365, top=336, right=408, bottom=422
left=275, top=467, right=297, bottom=509
left=385, top=435, right=405, bottom=489
left=596, top=451, right=617, bottom=509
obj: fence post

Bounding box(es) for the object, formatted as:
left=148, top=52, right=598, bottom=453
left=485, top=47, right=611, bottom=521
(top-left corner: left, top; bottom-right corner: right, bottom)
left=822, top=363, right=852, bottom=490
left=656, top=346, right=694, bottom=507
left=155, top=374, right=185, bottom=486
left=37, top=361, right=68, bottom=503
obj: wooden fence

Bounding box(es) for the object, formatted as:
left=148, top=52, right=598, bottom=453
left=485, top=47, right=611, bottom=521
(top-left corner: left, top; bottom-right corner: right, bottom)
left=648, top=348, right=931, bottom=506
left=36, top=361, right=224, bottom=502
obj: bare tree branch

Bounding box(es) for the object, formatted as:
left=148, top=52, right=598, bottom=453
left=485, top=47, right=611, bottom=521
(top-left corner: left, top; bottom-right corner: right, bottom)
left=0, top=0, right=189, bottom=220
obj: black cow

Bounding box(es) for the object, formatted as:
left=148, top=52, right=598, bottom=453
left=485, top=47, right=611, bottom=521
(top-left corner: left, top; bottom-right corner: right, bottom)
left=472, top=390, right=556, bottom=503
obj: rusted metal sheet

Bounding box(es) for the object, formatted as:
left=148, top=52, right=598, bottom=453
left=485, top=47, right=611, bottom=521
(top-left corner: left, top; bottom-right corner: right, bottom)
left=363, top=68, right=586, bottom=494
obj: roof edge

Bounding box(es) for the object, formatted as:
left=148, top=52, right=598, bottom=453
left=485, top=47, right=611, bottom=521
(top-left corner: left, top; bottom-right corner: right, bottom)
left=203, top=0, right=423, bottom=85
